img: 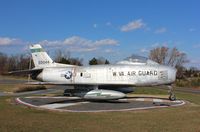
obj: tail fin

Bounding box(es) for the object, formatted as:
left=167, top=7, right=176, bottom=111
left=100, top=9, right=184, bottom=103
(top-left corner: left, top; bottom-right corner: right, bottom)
left=30, top=44, right=53, bottom=68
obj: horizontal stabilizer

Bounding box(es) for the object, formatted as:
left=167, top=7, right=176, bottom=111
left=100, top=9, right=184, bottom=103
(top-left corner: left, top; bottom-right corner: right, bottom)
left=8, top=68, right=43, bottom=75
left=25, top=81, right=76, bottom=85
left=26, top=82, right=98, bottom=85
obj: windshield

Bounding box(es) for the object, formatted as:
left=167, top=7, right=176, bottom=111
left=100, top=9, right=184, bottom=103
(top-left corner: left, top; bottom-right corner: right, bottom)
left=117, top=54, right=159, bottom=65
left=124, top=55, right=148, bottom=63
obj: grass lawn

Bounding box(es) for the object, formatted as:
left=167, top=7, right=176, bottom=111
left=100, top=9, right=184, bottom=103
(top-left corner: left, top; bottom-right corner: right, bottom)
left=0, top=86, right=200, bottom=132
left=0, top=75, right=28, bottom=92
left=134, top=87, right=200, bottom=105
left=0, top=97, right=200, bottom=132
left=0, top=75, right=28, bottom=80
left=0, top=84, right=17, bottom=92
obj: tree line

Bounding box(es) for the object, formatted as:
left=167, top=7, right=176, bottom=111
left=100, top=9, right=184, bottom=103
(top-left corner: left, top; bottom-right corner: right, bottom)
left=0, top=49, right=110, bottom=74
left=0, top=47, right=199, bottom=79
left=53, top=49, right=110, bottom=66
left=0, top=52, right=32, bottom=74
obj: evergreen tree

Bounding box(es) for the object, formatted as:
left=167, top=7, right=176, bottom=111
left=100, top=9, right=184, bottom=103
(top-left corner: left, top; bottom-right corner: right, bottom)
left=89, top=57, right=98, bottom=65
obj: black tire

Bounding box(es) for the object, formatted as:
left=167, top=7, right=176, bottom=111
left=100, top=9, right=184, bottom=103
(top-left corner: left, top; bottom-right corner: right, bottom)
left=169, top=94, right=176, bottom=101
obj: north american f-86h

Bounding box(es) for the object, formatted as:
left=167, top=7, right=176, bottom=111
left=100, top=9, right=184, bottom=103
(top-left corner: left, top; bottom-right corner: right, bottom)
left=10, top=44, right=177, bottom=101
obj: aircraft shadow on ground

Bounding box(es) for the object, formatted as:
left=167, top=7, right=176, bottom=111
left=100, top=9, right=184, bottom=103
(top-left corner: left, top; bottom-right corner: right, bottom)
left=46, top=96, right=170, bottom=104
left=46, top=98, right=130, bottom=104
left=126, top=96, right=168, bottom=100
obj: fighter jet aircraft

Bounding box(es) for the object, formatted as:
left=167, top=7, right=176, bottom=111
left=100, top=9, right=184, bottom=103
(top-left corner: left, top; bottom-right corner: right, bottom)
left=10, top=44, right=177, bottom=101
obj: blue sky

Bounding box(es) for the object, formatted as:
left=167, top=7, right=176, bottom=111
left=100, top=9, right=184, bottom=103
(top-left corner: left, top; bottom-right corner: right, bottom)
left=0, top=0, right=199, bottom=67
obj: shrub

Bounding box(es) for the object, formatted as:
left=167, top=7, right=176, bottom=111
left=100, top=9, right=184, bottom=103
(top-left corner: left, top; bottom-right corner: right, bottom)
left=13, top=85, right=46, bottom=93
left=175, top=78, right=200, bottom=88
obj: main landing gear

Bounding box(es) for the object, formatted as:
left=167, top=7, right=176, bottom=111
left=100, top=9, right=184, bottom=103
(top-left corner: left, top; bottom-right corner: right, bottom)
left=168, top=85, right=176, bottom=101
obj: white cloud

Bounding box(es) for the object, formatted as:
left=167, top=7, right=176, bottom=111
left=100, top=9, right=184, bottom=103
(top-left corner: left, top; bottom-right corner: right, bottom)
left=193, top=44, right=200, bottom=48
left=39, top=40, right=61, bottom=46
left=0, top=37, right=22, bottom=46
left=120, top=19, right=145, bottom=32
left=69, top=47, right=98, bottom=52
left=154, top=27, right=167, bottom=34
left=189, top=28, right=196, bottom=32
left=93, top=24, right=97, bottom=28
left=0, top=36, right=119, bottom=53
left=63, top=36, right=91, bottom=46
left=136, top=42, right=168, bottom=54
left=94, top=39, right=118, bottom=46
left=190, top=59, right=200, bottom=64
left=151, top=42, right=168, bottom=47
left=106, top=22, right=112, bottom=26
left=104, top=49, right=114, bottom=53
left=140, top=48, right=149, bottom=53
left=38, top=36, right=119, bottom=52
left=151, top=43, right=159, bottom=47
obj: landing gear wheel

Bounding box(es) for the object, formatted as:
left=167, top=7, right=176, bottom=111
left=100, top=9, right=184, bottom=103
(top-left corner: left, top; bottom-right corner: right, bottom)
left=168, top=85, right=176, bottom=101
left=169, top=94, right=176, bottom=101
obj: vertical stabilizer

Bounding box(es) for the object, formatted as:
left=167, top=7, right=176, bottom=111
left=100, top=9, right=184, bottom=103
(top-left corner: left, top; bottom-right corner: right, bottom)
left=30, top=44, right=53, bottom=68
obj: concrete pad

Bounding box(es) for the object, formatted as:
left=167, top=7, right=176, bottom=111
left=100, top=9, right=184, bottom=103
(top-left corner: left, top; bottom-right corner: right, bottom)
left=16, top=96, right=185, bottom=113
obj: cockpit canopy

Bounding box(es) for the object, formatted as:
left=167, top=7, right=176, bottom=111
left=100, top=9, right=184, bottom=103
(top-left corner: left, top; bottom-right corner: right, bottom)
left=117, top=55, right=159, bottom=65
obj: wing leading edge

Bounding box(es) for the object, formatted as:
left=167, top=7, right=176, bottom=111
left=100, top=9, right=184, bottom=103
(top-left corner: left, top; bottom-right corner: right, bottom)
left=8, top=68, right=43, bottom=75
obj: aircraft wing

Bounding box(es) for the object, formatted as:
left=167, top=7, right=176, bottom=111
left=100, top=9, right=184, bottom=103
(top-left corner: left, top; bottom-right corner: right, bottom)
left=25, top=82, right=97, bottom=85
left=8, top=68, right=43, bottom=75
left=25, top=82, right=65, bottom=85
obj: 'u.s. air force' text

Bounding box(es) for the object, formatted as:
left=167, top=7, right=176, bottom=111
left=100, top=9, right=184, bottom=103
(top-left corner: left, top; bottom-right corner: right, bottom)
left=112, top=70, right=158, bottom=76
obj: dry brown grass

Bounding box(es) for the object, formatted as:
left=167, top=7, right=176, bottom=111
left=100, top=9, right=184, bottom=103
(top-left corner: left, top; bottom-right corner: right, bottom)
left=0, top=79, right=200, bottom=131
left=176, top=77, right=200, bottom=88
left=13, top=85, right=46, bottom=93
left=0, top=97, right=199, bottom=132
left=0, top=86, right=200, bottom=131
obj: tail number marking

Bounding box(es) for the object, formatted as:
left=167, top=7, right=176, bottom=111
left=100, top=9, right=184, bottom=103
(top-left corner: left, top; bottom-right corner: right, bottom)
left=38, top=61, right=50, bottom=64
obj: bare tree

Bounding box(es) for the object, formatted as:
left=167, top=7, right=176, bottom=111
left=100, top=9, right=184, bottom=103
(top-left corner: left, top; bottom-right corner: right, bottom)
left=69, top=58, right=83, bottom=66
left=149, top=47, right=188, bottom=67
left=0, top=52, right=8, bottom=74
left=17, top=54, right=32, bottom=70
left=7, top=55, right=18, bottom=71
left=149, top=46, right=189, bottom=78
left=54, top=49, right=71, bottom=63
left=54, top=49, right=83, bottom=66
left=0, top=52, right=33, bottom=75
left=149, top=47, right=168, bottom=64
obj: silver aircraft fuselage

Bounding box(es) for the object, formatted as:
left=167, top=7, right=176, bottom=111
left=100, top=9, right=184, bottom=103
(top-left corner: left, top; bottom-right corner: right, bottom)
left=10, top=44, right=177, bottom=100
left=36, top=64, right=176, bottom=86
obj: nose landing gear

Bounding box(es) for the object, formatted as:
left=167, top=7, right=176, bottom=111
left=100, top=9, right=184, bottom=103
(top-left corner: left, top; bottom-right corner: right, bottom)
left=168, top=86, right=176, bottom=101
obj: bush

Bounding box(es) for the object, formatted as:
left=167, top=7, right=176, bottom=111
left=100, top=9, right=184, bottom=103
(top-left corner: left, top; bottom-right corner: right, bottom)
left=13, top=85, right=46, bottom=93
left=175, top=78, right=200, bottom=88
left=191, top=79, right=200, bottom=87
left=175, top=80, right=188, bottom=87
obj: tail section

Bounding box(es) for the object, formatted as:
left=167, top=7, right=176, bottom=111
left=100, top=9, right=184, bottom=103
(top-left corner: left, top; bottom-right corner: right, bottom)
left=30, top=44, right=54, bottom=68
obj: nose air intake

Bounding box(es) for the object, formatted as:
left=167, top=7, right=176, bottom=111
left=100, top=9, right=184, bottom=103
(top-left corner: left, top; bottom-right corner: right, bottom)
left=169, top=67, right=177, bottom=83
left=159, top=65, right=177, bottom=84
